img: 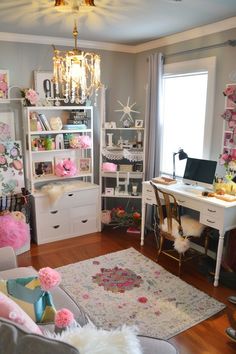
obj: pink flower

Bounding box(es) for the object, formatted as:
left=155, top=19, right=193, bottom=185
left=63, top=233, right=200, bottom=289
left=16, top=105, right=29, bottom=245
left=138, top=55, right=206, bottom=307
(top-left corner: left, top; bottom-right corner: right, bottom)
left=38, top=267, right=61, bottom=291
left=25, top=89, right=39, bottom=105
left=55, top=308, right=74, bottom=328
left=223, top=86, right=235, bottom=97
left=138, top=296, right=148, bottom=303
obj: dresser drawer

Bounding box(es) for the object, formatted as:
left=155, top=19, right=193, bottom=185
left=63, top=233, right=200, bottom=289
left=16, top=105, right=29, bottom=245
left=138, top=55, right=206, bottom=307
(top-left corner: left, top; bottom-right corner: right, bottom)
left=70, top=204, right=97, bottom=219
left=35, top=187, right=99, bottom=211
left=36, top=223, right=70, bottom=244
left=71, top=216, right=97, bottom=236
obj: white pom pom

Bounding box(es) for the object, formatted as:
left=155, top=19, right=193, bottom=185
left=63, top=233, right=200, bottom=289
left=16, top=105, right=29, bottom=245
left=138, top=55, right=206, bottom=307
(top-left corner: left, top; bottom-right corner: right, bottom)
left=174, top=236, right=190, bottom=254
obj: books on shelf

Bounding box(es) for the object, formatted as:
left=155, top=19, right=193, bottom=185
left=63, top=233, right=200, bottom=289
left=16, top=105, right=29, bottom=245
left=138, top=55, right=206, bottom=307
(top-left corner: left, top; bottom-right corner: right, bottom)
left=38, top=113, right=51, bottom=131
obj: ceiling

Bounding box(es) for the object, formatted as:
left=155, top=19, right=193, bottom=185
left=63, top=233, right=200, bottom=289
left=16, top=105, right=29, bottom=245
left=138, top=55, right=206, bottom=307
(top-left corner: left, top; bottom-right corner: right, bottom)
left=0, top=0, right=236, bottom=46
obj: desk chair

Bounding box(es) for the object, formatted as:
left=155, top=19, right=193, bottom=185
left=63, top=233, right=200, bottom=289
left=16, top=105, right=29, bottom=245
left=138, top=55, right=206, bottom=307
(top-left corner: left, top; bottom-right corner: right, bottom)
left=150, top=181, right=210, bottom=275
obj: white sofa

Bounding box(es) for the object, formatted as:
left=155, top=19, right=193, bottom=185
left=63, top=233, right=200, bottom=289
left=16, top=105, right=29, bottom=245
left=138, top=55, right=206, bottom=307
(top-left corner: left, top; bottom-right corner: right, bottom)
left=0, top=246, right=178, bottom=354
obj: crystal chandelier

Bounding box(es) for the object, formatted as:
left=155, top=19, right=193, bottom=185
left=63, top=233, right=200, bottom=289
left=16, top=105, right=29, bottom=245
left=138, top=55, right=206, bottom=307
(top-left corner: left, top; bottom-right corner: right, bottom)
left=53, top=0, right=101, bottom=104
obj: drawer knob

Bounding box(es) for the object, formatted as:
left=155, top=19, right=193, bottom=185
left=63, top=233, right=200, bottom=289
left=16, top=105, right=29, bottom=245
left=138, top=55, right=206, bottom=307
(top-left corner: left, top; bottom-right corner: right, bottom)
left=206, top=219, right=215, bottom=224
left=53, top=225, right=60, bottom=229
left=68, top=193, right=74, bottom=197
left=82, top=219, right=88, bottom=223
left=207, top=208, right=216, bottom=213
left=50, top=210, right=58, bottom=214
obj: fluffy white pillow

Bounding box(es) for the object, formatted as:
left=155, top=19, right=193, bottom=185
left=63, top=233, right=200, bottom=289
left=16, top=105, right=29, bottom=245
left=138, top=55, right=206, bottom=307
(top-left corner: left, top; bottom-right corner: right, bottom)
left=46, top=322, right=142, bottom=354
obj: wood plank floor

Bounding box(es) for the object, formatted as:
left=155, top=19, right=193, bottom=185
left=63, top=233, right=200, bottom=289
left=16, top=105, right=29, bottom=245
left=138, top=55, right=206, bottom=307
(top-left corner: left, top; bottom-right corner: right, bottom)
left=17, top=228, right=236, bottom=354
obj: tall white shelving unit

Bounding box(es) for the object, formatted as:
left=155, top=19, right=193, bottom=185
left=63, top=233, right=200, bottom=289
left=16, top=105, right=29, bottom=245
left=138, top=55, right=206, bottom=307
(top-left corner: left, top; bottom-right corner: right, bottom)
left=99, top=106, right=146, bottom=227
left=23, top=105, right=100, bottom=244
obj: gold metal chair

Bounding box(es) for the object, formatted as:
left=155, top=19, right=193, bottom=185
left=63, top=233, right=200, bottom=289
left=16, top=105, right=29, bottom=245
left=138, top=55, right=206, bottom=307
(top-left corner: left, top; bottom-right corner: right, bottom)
left=150, top=181, right=210, bottom=275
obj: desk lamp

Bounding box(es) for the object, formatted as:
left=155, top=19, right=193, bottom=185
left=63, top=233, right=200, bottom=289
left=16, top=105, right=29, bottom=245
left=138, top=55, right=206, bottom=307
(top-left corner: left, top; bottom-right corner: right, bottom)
left=173, top=148, right=188, bottom=179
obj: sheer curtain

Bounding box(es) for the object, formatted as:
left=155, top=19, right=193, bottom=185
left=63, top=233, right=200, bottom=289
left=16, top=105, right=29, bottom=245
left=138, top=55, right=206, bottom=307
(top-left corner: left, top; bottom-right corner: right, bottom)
left=145, top=52, right=164, bottom=228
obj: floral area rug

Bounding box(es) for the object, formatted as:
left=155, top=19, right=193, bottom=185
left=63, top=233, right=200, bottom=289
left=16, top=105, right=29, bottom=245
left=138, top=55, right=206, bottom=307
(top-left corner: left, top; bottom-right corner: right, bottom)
left=56, top=248, right=225, bottom=340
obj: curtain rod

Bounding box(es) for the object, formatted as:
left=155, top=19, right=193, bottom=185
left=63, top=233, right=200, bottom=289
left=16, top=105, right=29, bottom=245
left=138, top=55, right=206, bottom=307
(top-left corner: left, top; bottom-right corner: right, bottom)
left=166, top=39, right=236, bottom=58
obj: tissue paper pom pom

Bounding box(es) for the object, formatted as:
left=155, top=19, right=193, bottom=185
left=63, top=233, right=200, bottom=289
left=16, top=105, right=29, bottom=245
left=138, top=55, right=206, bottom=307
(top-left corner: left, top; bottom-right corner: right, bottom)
left=55, top=159, right=77, bottom=177
left=55, top=308, right=74, bottom=328
left=0, top=213, right=29, bottom=250
left=174, top=236, right=190, bottom=254
left=38, top=267, right=61, bottom=291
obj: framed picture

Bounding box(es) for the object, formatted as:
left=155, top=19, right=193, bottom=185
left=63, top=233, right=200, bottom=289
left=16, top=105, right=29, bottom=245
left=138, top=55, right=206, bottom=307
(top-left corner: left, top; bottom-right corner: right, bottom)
left=33, top=160, right=54, bottom=177
left=0, top=112, right=15, bottom=140
left=34, top=70, right=54, bottom=100
left=0, top=70, right=10, bottom=102
left=135, top=119, right=143, bottom=128
left=78, top=158, right=91, bottom=174
left=105, top=187, right=114, bottom=195
left=0, top=141, right=24, bottom=195
left=224, top=84, right=236, bottom=109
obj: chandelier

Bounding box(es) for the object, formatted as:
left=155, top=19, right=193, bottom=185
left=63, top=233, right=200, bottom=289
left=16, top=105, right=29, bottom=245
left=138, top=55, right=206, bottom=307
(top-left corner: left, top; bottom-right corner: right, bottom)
left=53, top=0, right=101, bottom=104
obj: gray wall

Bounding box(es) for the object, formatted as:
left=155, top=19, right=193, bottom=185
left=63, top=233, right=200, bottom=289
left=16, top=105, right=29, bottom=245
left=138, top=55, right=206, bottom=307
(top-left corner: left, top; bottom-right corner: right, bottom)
left=1, top=27, right=236, bottom=178
left=134, top=28, right=236, bottom=176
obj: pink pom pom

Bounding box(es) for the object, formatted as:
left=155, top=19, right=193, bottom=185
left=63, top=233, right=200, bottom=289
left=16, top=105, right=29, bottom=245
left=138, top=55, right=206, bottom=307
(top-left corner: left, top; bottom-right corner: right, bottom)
left=55, top=159, right=77, bottom=177
left=38, top=267, right=61, bottom=291
left=0, top=214, right=29, bottom=250
left=55, top=308, right=74, bottom=328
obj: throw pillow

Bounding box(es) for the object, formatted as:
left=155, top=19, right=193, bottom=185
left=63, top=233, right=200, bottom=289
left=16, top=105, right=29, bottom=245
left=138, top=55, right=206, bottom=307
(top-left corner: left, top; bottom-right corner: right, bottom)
left=46, top=323, right=142, bottom=354
left=0, top=291, right=42, bottom=334
left=0, top=276, right=56, bottom=323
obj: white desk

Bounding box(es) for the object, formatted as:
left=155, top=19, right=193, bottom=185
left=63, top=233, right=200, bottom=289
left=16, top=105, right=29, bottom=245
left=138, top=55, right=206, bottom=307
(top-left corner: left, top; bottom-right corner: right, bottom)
left=141, top=180, right=236, bottom=287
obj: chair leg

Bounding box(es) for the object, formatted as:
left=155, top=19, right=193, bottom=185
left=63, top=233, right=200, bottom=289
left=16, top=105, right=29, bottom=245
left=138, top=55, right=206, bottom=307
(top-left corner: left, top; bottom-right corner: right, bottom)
left=157, top=235, right=164, bottom=262
left=178, top=254, right=182, bottom=276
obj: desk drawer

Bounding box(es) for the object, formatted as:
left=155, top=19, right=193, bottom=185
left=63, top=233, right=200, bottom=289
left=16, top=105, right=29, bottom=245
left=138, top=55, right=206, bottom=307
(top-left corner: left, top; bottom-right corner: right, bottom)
left=200, top=214, right=221, bottom=229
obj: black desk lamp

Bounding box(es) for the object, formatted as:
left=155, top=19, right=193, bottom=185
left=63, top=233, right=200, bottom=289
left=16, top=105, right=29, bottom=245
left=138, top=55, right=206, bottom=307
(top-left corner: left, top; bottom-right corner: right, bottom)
left=173, top=148, right=188, bottom=179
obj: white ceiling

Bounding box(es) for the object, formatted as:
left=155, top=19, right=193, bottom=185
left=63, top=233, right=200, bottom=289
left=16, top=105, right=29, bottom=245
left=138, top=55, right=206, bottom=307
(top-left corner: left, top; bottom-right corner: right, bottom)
left=0, top=0, right=236, bottom=46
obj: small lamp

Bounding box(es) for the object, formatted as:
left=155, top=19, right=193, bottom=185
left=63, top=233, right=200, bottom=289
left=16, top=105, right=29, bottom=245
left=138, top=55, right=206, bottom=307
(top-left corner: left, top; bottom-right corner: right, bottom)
left=173, top=148, right=188, bottom=179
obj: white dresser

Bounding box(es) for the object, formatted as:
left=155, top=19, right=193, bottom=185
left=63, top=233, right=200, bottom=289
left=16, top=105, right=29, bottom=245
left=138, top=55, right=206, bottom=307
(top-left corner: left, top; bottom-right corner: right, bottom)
left=31, top=184, right=100, bottom=245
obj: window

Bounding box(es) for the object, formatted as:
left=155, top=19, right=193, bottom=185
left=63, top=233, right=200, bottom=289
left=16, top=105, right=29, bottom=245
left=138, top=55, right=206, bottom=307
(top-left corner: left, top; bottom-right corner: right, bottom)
left=161, top=57, right=216, bottom=177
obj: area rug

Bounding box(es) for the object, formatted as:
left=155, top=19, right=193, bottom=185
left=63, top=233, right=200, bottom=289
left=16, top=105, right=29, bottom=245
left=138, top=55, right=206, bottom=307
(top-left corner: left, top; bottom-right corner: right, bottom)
left=56, top=248, right=225, bottom=340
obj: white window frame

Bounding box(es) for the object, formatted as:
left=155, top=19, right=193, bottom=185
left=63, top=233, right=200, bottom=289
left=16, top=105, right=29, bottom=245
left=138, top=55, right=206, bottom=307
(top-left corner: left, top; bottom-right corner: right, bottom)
left=163, top=57, right=216, bottom=163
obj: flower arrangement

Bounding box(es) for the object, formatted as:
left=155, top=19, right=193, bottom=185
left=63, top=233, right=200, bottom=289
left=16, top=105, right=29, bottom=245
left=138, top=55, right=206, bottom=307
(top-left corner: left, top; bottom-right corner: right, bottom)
left=219, top=152, right=236, bottom=181
left=223, top=86, right=236, bottom=103
left=109, top=207, right=141, bottom=229
left=21, top=88, right=39, bottom=106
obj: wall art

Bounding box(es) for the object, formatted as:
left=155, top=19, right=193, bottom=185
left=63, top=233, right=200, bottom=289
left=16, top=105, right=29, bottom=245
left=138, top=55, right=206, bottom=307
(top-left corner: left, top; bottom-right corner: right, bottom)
left=34, top=70, right=54, bottom=100
left=0, top=70, right=9, bottom=103
left=0, top=141, right=24, bottom=195
left=0, top=112, right=15, bottom=141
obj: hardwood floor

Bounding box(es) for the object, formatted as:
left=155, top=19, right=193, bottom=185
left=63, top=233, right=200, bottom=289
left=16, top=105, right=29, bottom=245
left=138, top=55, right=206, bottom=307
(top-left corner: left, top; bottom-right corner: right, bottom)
left=17, top=228, right=236, bottom=354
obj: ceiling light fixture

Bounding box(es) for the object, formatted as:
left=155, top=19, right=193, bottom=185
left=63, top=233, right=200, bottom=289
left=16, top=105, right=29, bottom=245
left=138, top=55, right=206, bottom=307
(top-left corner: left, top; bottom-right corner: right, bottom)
left=52, top=0, right=101, bottom=104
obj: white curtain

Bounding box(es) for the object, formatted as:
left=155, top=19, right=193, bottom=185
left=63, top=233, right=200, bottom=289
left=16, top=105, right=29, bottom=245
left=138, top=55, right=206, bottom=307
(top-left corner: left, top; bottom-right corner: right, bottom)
left=145, top=52, right=164, bottom=228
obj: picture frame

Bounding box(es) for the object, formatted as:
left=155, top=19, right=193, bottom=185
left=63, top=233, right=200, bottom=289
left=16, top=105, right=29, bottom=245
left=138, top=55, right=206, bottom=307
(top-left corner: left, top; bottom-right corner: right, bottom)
left=0, top=141, right=24, bottom=194
left=34, top=70, right=54, bottom=100
left=0, top=112, right=15, bottom=140
left=78, top=158, right=91, bottom=174
left=33, top=159, right=54, bottom=177
left=105, top=187, right=114, bottom=195
left=225, top=84, right=236, bottom=109
left=0, top=70, right=10, bottom=103
left=135, top=119, right=143, bottom=128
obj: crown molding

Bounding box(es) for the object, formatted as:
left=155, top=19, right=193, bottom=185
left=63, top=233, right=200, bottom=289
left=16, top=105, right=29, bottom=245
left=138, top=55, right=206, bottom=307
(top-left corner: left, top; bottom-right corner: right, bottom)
left=134, top=16, right=236, bottom=53
left=0, top=16, right=236, bottom=54
left=0, top=32, right=133, bottom=53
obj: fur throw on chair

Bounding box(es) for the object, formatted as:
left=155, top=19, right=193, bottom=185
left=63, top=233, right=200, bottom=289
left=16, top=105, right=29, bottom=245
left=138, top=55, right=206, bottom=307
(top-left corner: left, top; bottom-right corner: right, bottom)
left=161, top=215, right=205, bottom=254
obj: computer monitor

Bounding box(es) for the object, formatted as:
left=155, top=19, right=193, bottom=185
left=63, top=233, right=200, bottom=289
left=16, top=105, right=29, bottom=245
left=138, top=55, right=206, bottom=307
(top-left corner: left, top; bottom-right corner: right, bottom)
left=183, top=157, right=217, bottom=189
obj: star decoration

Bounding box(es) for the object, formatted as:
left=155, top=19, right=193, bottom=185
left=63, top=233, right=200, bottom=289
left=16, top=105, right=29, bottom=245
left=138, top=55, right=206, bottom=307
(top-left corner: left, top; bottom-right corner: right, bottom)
left=115, top=97, right=140, bottom=123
